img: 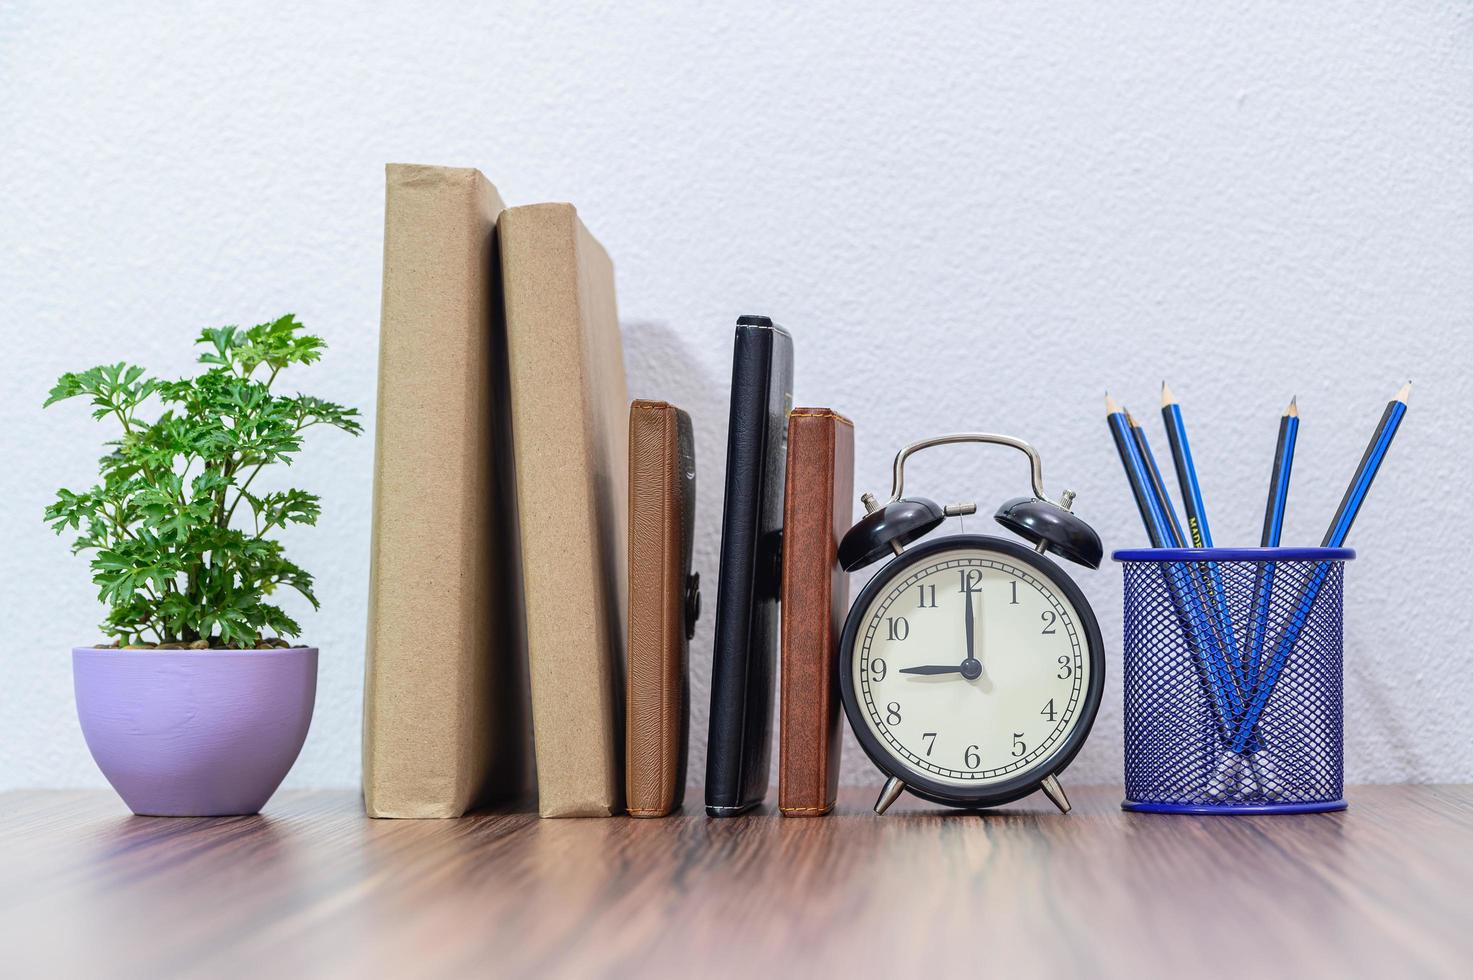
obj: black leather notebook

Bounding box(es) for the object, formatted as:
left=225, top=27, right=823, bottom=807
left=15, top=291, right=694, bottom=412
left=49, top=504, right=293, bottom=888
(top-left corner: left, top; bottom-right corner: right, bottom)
left=705, top=315, right=794, bottom=816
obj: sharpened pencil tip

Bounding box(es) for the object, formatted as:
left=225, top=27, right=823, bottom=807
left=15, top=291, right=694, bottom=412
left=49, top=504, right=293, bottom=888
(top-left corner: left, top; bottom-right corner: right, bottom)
left=1124, top=408, right=1139, bottom=427
left=1287, top=396, right=1298, bottom=417
left=1395, top=381, right=1412, bottom=404
left=1160, top=381, right=1176, bottom=406
left=1105, top=392, right=1123, bottom=415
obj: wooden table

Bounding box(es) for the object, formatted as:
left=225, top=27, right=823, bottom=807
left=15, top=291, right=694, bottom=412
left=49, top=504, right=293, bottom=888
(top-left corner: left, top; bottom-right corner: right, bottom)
left=2, top=786, right=1470, bottom=978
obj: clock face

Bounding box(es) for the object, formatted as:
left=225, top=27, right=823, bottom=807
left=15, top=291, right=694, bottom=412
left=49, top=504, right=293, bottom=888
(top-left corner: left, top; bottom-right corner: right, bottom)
left=849, top=541, right=1094, bottom=791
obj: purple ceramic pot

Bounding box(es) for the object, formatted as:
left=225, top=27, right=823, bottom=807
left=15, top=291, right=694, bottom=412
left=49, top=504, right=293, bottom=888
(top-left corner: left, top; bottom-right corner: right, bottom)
left=72, top=647, right=317, bottom=816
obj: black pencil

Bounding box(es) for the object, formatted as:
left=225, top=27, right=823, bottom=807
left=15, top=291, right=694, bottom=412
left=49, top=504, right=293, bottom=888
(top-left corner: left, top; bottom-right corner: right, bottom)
left=1127, top=408, right=1187, bottom=548
left=1321, top=382, right=1411, bottom=547
left=1106, top=394, right=1167, bottom=547
left=1260, top=396, right=1299, bottom=547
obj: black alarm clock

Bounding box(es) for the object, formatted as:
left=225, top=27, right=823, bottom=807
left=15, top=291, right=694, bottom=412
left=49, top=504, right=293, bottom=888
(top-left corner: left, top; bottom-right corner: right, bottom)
left=837, top=433, right=1105, bottom=815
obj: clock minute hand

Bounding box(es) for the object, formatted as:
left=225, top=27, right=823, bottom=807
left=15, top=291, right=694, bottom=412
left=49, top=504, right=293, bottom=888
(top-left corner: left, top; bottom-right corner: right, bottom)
left=963, top=581, right=975, bottom=665
left=899, top=580, right=984, bottom=679
left=960, top=580, right=983, bottom=679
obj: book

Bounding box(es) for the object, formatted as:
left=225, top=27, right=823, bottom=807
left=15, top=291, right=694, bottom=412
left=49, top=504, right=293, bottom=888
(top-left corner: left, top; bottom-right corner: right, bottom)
left=363, top=164, right=532, bottom=818
left=778, top=408, right=854, bottom=816
left=501, top=203, right=629, bottom=818
left=704, top=316, right=794, bottom=816
left=625, top=400, right=698, bottom=817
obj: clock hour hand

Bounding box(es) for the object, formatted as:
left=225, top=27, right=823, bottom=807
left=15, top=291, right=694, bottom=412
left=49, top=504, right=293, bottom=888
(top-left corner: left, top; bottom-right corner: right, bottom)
left=899, top=664, right=966, bottom=675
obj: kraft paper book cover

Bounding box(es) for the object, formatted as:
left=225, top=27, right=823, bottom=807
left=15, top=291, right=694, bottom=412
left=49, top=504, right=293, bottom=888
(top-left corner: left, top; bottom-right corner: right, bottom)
left=363, top=164, right=532, bottom=818
left=501, top=203, right=629, bottom=818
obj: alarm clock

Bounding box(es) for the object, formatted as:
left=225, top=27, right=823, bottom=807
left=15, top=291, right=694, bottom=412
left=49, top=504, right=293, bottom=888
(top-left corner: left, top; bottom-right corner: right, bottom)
left=837, top=433, right=1105, bottom=815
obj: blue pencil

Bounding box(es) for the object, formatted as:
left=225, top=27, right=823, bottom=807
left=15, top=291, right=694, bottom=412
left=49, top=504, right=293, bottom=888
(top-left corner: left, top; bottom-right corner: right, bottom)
left=1246, top=397, right=1299, bottom=686
left=1230, top=383, right=1410, bottom=753
left=1108, top=396, right=1241, bottom=731
left=1158, top=385, right=1244, bottom=685
left=1128, top=409, right=1245, bottom=698
left=1160, top=382, right=1215, bottom=548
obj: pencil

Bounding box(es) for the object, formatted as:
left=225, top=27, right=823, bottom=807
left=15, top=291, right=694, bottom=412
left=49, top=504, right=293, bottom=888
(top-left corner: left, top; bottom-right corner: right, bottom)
left=1246, top=396, right=1301, bottom=685
left=1126, top=409, right=1187, bottom=548
left=1322, top=383, right=1410, bottom=547
left=1160, top=382, right=1213, bottom=548
left=1132, top=406, right=1247, bottom=695
left=1108, top=396, right=1240, bottom=731
left=1231, top=383, right=1411, bottom=752
left=1106, top=394, right=1167, bottom=547
left=1159, top=383, right=1248, bottom=695
left=1261, top=396, right=1299, bottom=548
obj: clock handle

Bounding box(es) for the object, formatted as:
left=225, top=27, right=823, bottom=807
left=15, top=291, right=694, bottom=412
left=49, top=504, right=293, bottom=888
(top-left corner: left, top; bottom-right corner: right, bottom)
left=1040, top=773, right=1071, bottom=814
left=887, top=432, right=1052, bottom=505
left=874, top=776, right=907, bottom=815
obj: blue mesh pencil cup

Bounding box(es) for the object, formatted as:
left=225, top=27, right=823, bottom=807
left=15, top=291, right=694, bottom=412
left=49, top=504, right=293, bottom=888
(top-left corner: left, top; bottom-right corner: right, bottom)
left=1115, top=547, right=1352, bottom=814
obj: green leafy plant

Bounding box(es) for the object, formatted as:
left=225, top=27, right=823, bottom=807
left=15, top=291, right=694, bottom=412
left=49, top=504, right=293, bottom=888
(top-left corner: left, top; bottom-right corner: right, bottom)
left=44, top=315, right=361, bottom=648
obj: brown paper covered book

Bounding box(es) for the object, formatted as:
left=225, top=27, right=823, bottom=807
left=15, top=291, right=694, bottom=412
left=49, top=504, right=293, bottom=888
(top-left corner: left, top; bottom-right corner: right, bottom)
left=502, top=204, right=630, bottom=818
left=363, top=164, right=533, bottom=818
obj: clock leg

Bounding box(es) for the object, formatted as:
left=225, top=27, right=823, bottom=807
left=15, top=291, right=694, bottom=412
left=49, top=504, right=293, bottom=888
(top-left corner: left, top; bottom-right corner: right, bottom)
left=1040, top=773, right=1071, bottom=814
left=873, top=776, right=906, bottom=815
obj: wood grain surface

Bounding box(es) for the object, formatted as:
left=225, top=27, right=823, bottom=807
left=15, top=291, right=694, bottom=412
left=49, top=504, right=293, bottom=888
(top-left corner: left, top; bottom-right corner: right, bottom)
left=2, top=786, right=1470, bottom=978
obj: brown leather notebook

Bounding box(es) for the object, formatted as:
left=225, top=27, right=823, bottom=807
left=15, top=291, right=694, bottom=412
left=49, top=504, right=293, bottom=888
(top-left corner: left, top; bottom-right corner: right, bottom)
left=626, top=401, right=699, bottom=817
left=778, top=408, right=855, bottom=816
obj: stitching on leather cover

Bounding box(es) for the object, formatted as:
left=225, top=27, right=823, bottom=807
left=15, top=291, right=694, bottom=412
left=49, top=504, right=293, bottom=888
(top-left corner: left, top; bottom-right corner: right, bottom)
left=778, top=414, right=797, bottom=809
left=818, top=421, right=835, bottom=805
left=807, top=420, right=830, bottom=805
left=789, top=410, right=853, bottom=425
left=658, top=406, right=673, bottom=813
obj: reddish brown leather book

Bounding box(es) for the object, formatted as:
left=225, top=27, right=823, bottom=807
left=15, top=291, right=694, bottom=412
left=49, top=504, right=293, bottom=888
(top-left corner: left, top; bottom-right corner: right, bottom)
left=778, top=408, right=855, bottom=816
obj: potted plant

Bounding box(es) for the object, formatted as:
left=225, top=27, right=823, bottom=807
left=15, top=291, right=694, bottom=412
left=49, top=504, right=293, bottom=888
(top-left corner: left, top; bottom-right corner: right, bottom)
left=44, top=315, right=360, bottom=816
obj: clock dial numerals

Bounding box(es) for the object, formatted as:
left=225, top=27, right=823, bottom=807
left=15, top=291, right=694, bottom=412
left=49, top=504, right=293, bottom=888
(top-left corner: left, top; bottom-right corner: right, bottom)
left=854, top=549, right=1088, bottom=788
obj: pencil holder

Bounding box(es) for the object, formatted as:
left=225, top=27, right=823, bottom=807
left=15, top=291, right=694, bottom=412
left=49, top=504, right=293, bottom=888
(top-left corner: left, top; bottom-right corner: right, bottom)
left=1115, top=547, right=1354, bottom=814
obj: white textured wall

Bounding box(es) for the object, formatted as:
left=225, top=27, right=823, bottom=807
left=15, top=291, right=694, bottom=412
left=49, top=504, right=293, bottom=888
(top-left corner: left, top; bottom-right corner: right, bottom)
left=3, top=2, right=1470, bottom=793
